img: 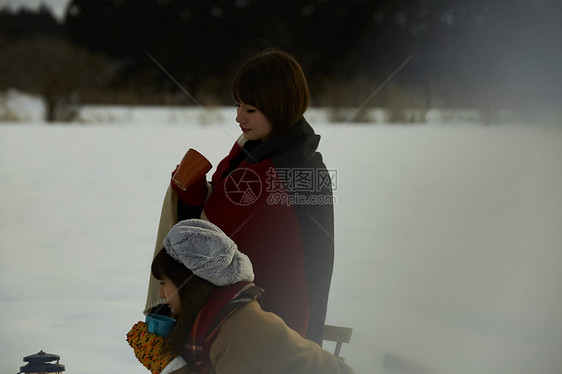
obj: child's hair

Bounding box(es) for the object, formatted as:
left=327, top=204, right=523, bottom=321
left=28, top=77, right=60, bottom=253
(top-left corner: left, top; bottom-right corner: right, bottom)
left=151, top=249, right=215, bottom=355
left=232, top=49, right=310, bottom=137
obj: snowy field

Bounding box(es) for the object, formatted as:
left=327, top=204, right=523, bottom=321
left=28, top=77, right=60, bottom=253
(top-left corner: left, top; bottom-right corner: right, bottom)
left=1, top=106, right=562, bottom=374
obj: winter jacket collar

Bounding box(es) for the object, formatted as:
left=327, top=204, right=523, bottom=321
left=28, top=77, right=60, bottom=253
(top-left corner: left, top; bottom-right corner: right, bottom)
left=181, top=282, right=263, bottom=373
left=242, top=117, right=320, bottom=164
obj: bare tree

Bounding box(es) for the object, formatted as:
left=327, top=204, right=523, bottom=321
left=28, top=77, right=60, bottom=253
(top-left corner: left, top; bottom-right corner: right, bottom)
left=0, top=38, right=113, bottom=122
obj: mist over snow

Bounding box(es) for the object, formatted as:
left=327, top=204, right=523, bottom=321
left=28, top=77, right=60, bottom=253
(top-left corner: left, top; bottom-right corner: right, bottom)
left=0, top=0, right=70, bottom=21
left=1, top=105, right=561, bottom=374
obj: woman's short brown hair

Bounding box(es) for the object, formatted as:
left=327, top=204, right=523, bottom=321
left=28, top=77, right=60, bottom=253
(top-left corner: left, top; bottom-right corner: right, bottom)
left=232, top=49, right=309, bottom=137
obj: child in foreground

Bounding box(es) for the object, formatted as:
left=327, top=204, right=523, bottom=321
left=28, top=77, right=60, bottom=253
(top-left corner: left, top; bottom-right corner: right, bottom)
left=128, top=219, right=353, bottom=374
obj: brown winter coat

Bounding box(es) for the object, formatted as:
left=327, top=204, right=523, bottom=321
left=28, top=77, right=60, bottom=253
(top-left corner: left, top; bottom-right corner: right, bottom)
left=169, top=300, right=353, bottom=374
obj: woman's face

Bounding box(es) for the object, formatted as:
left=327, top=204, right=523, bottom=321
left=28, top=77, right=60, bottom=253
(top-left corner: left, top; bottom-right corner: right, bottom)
left=158, top=276, right=181, bottom=315
left=235, top=102, right=273, bottom=141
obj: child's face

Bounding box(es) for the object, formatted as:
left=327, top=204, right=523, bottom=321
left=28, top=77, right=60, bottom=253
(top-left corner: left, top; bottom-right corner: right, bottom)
left=158, top=276, right=181, bottom=315
left=236, top=102, right=273, bottom=141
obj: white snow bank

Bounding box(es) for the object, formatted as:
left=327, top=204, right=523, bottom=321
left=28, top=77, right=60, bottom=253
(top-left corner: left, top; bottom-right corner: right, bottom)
left=1, top=122, right=562, bottom=374
left=0, top=89, right=530, bottom=125
left=0, top=89, right=46, bottom=122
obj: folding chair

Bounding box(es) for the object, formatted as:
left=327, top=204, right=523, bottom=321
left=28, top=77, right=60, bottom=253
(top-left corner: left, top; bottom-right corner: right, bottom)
left=323, top=324, right=353, bottom=361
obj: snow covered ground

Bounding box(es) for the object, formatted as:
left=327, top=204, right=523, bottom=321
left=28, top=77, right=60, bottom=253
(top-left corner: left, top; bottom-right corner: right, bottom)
left=1, top=106, right=561, bottom=374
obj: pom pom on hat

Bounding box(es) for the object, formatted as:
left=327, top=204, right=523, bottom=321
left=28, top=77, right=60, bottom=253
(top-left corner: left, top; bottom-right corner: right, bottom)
left=163, top=219, right=254, bottom=286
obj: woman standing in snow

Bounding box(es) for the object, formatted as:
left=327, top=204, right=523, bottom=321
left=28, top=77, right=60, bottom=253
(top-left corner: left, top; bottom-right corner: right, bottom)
left=130, top=220, right=351, bottom=374
left=145, top=49, right=335, bottom=345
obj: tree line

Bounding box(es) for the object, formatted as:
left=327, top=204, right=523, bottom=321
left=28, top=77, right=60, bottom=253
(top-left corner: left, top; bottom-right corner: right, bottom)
left=1, top=0, right=560, bottom=122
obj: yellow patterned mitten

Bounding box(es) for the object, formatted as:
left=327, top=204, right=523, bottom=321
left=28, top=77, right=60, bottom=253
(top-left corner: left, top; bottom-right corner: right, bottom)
left=126, top=321, right=177, bottom=374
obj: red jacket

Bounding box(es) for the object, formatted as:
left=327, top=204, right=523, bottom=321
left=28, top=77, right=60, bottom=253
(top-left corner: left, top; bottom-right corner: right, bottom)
left=201, top=118, right=334, bottom=344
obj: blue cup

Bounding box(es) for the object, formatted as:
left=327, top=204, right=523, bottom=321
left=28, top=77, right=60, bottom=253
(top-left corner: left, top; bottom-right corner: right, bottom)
left=145, top=314, right=176, bottom=338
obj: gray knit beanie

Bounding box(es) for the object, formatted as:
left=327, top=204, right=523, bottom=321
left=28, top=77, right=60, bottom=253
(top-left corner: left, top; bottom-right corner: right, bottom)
left=163, top=219, right=254, bottom=286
